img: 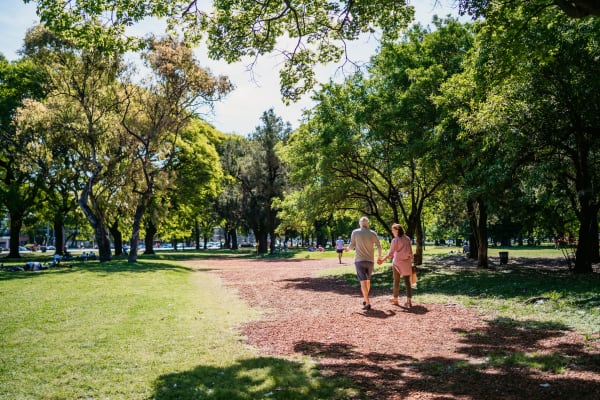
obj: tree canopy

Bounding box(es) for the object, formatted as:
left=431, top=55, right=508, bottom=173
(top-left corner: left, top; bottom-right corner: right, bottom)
left=25, top=0, right=600, bottom=101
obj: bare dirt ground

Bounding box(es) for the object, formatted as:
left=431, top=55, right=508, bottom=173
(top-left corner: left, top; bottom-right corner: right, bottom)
left=195, top=256, right=600, bottom=399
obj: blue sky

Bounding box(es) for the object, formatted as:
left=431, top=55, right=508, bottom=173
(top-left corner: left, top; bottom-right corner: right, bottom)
left=0, top=0, right=463, bottom=135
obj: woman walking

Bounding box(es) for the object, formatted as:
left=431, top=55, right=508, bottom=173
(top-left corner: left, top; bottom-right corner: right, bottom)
left=380, top=224, right=414, bottom=308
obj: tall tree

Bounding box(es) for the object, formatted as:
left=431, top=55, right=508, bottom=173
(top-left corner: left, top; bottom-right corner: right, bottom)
left=215, top=134, right=249, bottom=250
left=242, top=109, right=291, bottom=254
left=462, top=7, right=600, bottom=273
left=284, top=18, right=473, bottom=264
left=120, top=36, right=231, bottom=262
left=14, top=96, right=81, bottom=257
left=28, top=1, right=600, bottom=103
left=29, top=0, right=415, bottom=100
left=0, top=55, right=48, bottom=258
left=171, top=119, right=224, bottom=250
left=20, top=24, right=129, bottom=262
left=460, top=0, right=600, bottom=19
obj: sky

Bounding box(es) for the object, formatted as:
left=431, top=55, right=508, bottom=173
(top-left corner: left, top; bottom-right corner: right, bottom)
left=0, top=0, right=463, bottom=135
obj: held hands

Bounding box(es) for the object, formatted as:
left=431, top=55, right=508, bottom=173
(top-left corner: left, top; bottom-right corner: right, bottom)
left=377, top=256, right=384, bottom=265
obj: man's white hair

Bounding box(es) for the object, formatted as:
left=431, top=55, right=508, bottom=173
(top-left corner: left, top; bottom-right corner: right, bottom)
left=359, top=216, right=370, bottom=228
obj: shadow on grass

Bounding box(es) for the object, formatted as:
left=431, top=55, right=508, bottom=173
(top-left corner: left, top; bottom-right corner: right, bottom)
left=0, top=258, right=197, bottom=282
left=150, top=356, right=351, bottom=400
left=148, top=248, right=303, bottom=262
left=275, top=265, right=585, bottom=313
left=146, top=250, right=260, bottom=262
left=292, top=318, right=600, bottom=400
left=0, top=252, right=321, bottom=282
left=366, top=262, right=600, bottom=311
left=282, top=256, right=600, bottom=309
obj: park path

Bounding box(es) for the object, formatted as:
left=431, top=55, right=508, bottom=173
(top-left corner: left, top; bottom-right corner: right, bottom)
left=184, top=256, right=600, bottom=400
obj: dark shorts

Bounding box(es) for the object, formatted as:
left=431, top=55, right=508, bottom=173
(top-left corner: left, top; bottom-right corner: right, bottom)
left=355, top=261, right=374, bottom=281
left=336, top=249, right=344, bottom=254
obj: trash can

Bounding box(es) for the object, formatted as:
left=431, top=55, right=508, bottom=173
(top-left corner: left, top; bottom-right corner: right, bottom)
left=499, top=251, right=509, bottom=264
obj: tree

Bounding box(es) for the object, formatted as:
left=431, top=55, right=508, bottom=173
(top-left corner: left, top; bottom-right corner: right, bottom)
left=20, top=24, right=130, bottom=262
left=120, top=36, right=231, bottom=262
left=284, top=18, right=473, bottom=264
left=28, top=0, right=415, bottom=101
left=459, top=7, right=600, bottom=272
left=14, top=95, right=82, bottom=257
left=0, top=55, right=48, bottom=258
left=215, top=134, right=249, bottom=250
left=27, top=0, right=600, bottom=102
left=241, top=109, right=291, bottom=254
left=460, top=0, right=600, bottom=19
left=135, top=119, right=224, bottom=254
left=171, top=119, right=224, bottom=250
left=273, top=190, right=313, bottom=247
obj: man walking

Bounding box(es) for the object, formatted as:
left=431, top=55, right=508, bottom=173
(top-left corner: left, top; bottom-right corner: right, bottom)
left=335, top=236, right=345, bottom=264
left=346, top=216, right=383, bottom=310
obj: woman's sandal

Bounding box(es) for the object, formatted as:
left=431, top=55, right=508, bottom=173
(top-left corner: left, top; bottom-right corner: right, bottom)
left=404, top=300, right=412, bottom=309
left=390, top=298, right=399, bottom=305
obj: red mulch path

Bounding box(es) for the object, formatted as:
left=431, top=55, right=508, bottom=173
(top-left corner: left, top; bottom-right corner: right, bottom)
left=188, top=257, right=600, bottom=399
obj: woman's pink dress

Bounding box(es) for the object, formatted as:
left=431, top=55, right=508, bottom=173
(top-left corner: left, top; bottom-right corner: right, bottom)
left=385, top=234, right=413, bottom=276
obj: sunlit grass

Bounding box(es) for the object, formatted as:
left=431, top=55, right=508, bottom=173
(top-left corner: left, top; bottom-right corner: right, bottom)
left=407, top=262, right=600, bottom=335
left=0, top=259, right=351, bottom=399
left=487, top=352, right=569, bottom=373
left=422, top=244, right=564, bottom=258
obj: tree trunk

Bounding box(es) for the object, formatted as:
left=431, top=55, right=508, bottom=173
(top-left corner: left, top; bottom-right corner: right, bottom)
left=92, top=222, right=112, bottom=262
left=256, top=229, right=268, bottom=254
left=230, top=228, right=238, bottom=250
left=468, top=233, right=478, bottom=260
left=78, top=196, right=112, bottom=262
left=476, top=200, right=488, bottom=268
left=468, top=198, right=488, bottom=268
left=143, top=219, right=157, bottom=255
left=574, top=199, right=597, bottom=273
left=128, top=198, right=148, bottom=263
left=53, top=214, right=65, bottom=256
left=194, top=222, right=201, bottom=250
left=467, top=201, right=478, bottom=260
left=7, top=212, right=24, bottom=258
left=109, top=220, right=124, bottom=257
left=413, top=218, right=423, bottom=266
left=269, top=231, right=277, bottom=254
left=405, top=213, right=422, bottom=266
left=592, top=213, right=599, bottom=263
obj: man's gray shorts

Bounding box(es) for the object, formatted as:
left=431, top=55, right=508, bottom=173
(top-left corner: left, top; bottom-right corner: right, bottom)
left=355, top=260, right=374, bottom=281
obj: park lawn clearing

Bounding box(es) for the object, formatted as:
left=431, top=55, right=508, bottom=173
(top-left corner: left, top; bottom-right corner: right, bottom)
left=0, top=259, right=345, bottom=399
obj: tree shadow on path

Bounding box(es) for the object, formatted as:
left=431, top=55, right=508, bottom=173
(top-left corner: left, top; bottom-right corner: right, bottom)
left=293, top=318, right=600, bottom=400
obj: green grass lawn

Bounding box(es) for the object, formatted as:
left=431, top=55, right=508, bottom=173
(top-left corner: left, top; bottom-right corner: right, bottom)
left=0, top=258, right=350, bottom=400
left=421, top=243, right=565, bottom=258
